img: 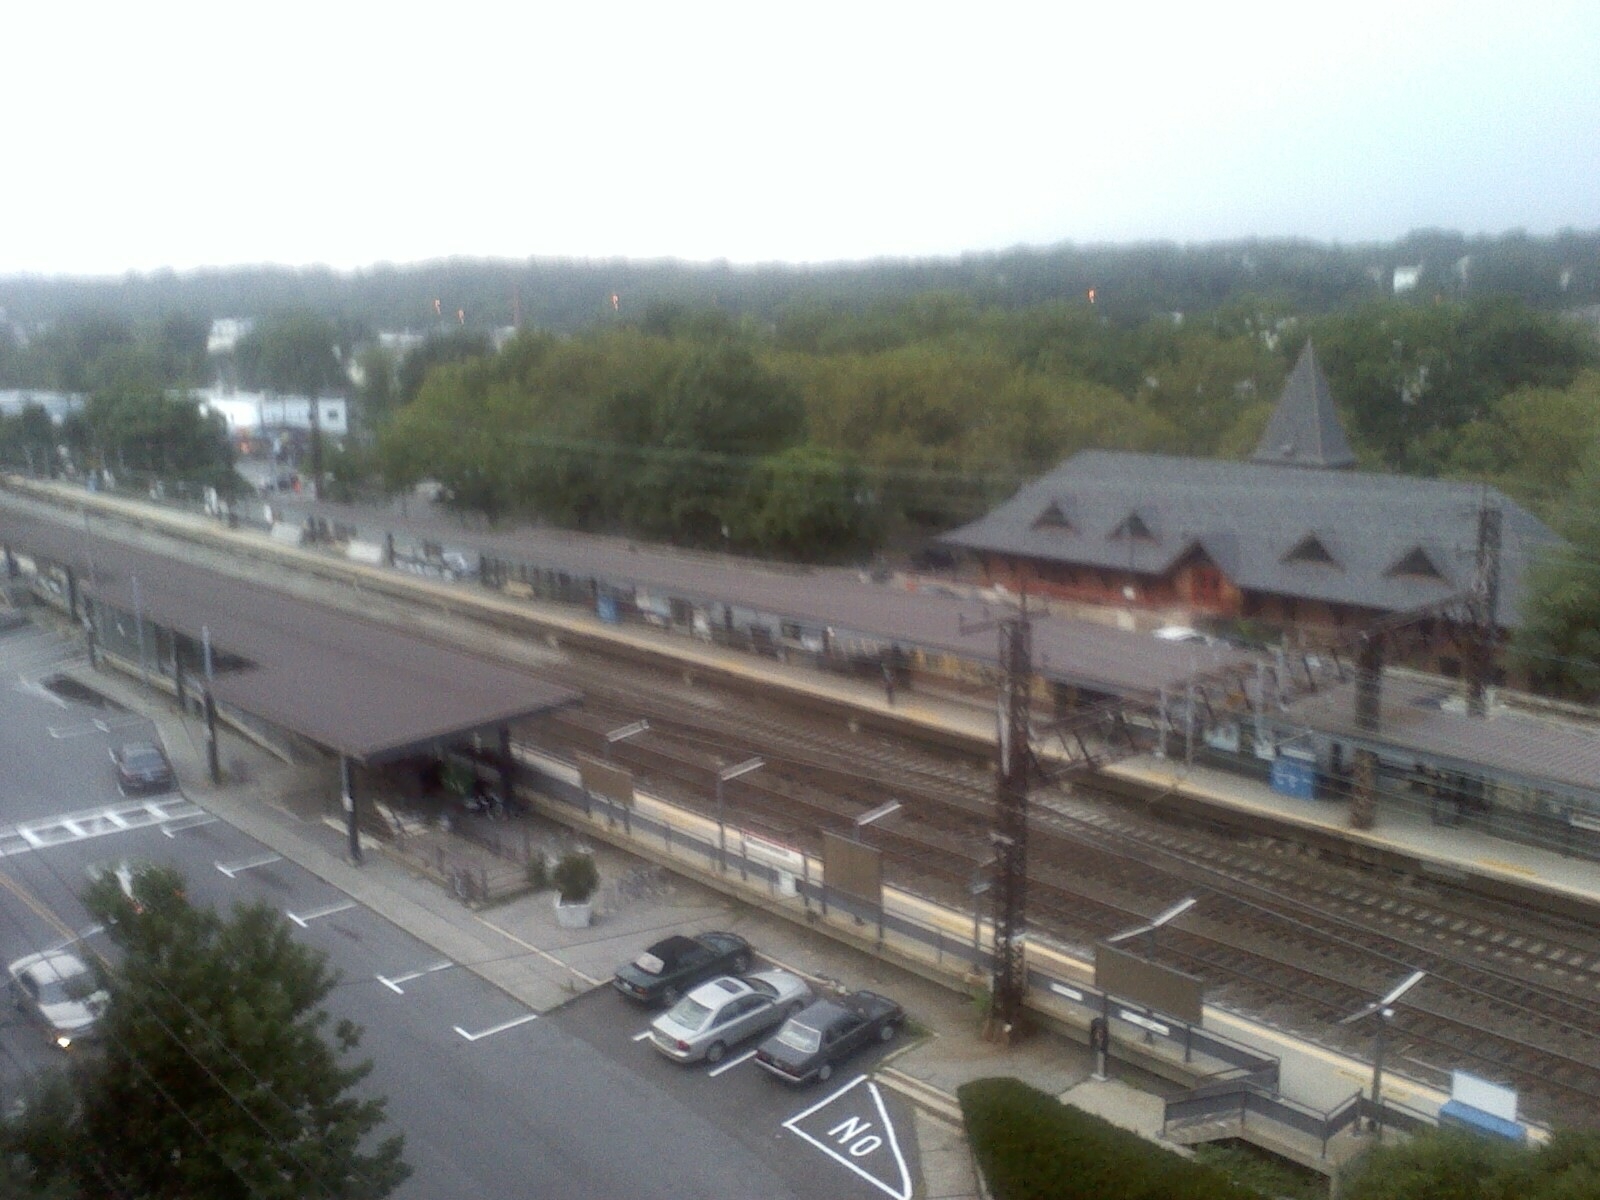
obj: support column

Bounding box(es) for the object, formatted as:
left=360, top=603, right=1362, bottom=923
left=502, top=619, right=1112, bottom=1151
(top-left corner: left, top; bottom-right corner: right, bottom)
left=497, top=725, right=515, bottom=814
left=66, top=567, right=79, bottom=622
left=203, top=689, right=221, bottom=783
left=1466, top=505, right=1503, bottom=718
left=1350, top=748, right=1378, bottom=831
left=1354, top=633, right=1384, bottom=733
left=343, top=756, right=362, bottom=864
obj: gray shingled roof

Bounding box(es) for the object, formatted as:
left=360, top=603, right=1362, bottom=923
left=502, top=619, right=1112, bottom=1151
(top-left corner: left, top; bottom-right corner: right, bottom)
left=1252, top=340, right=1357, bottom=469
left=940, top=451, right=1559, bottom=628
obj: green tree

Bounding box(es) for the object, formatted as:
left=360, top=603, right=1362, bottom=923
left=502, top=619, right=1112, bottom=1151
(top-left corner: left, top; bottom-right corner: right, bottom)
left=0, top=402, right=59, bottom=475
left=1511, top=443, right=1600, bottom=699
left=236, top=311, right=347, bottom=496
left=1339, top=1128, right=1600, bottom=1200
left=741, top=445, right=876, bottom=560
left=19, top=865, right=411, bottom=1200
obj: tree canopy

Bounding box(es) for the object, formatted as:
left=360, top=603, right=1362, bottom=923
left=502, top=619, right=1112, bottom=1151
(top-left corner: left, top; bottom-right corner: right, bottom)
left=1338, top=1127, right=1600, bottom=1200
left=2, top=865, right=409, bottom=1200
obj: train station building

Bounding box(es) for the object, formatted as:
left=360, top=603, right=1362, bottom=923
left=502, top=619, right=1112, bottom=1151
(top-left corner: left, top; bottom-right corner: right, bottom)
left=940, top=342, right=1561, bottom=651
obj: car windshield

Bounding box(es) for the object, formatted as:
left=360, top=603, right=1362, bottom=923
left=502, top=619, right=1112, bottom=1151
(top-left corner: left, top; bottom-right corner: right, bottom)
left=747, top=977, right=777, bottom=1001
left=666, top=996, right=712, bottom=1029
left=775, top=1020, right=821, bottom=1055
left=633, top=952, right=665, bottom=976
left=123, top=747, right=165, bottom=770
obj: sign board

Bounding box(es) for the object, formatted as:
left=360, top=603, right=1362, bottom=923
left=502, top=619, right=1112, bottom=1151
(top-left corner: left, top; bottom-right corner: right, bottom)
left=822, top=831, right=882, bottom=909
left=1270, top=751, right=1316, bottom=800
left=1451, top=1070, right=1518, bottom=1122
left=744, top=832, right=805, bottom=874
left=577, top=755, right=634, bottom=808
left=1094, top=943, right=1204, bottom=1027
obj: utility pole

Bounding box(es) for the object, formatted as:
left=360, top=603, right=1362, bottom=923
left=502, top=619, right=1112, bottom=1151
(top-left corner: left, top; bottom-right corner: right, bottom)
left=1466, top=502, right=1502, bottom=718
left=988, top=603, right=1033, bottom=1040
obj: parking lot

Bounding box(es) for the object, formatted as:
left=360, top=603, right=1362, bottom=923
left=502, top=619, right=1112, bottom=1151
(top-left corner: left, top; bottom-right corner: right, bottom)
left=549, top=981, right=921, bottom=1200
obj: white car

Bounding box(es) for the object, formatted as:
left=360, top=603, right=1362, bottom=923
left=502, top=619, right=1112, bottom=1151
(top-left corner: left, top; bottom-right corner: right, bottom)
left=8, top=950, right=108, bottom=1049
left=649, top=969, right=813, bottom=1064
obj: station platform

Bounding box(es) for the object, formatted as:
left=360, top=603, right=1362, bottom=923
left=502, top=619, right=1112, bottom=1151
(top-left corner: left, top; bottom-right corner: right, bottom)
left=11, top=472, right=1598, bottom=918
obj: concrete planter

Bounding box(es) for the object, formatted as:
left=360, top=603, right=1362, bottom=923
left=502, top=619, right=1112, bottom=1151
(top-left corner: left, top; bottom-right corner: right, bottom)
left=554, top=897, right=593, bottom=929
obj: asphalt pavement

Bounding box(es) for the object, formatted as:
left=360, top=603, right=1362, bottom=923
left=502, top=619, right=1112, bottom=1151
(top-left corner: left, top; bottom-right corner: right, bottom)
left=32, top=647, right=1110, bottom=1200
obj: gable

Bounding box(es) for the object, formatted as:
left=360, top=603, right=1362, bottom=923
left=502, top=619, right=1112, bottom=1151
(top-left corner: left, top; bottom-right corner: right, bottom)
left=1110, top=511, right=1156, bottom=542
left=1386, top=545, right=1446, bottom=581
left=1032, top=501, right=1075, bottom=533
left=1283, top=534, right=1340, bottom=569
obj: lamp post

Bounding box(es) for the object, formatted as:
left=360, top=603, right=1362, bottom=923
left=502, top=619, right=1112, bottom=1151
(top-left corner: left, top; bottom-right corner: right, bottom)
left=716, top=758, right=764, bottom=873
left=1340, top=969, right=1426, bottom=1141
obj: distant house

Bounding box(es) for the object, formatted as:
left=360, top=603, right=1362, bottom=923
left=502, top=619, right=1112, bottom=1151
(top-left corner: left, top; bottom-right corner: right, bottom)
left=194, top=387, right=348, bottom=439
left=939, top=342, right=1559, bottom=644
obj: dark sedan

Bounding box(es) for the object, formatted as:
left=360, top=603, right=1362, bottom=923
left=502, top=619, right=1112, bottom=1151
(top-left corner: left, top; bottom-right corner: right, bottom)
left=755, top=990, right=903, bottom=1085
left=110, top=741, right=176, bottom=795
left=611, top=932, right=752, bottom=1006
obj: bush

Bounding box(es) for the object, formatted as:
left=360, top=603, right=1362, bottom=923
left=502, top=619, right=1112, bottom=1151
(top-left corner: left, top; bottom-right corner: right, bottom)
left=959, top=1078, right=1262, bottom=1200
left=551, top=852, right=599, bottom=904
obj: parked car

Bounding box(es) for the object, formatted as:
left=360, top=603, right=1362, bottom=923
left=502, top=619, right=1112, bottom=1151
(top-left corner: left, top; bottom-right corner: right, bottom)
left=612, top=932, right=752, bottom=1006
left=755, top=989, right=904, bottom=1084
left=111, top=741, right=175, bottom=795
left=7, top=950, right=108, bottom=1049
left=649, top=969, right=813, bottom=1064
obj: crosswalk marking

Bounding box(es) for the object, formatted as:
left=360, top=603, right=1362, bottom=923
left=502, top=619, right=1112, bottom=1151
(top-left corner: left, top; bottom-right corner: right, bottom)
left=0, top=797, right=207, bottom=858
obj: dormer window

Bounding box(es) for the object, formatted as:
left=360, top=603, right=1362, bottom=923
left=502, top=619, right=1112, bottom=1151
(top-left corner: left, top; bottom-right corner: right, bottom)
left=1386, top=546, right=1445, bottom=582
left=1032, top=501, right=1075, bottom=533
left=1283, top=534, right=1339, bottom=568
left=1110, top=512, right=1156, bottom=542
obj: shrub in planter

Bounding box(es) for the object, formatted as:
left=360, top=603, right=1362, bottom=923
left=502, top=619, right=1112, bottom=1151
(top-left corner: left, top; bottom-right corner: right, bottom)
left=552, top=852, right=599, bottom=905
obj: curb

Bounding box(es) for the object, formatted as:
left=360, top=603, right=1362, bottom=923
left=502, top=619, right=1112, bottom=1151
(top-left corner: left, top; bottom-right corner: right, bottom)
left=875, top=1065, right=965, bottom=1127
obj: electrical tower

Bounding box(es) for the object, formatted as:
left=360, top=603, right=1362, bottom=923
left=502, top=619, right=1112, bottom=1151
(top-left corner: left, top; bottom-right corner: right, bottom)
left=989, top=605, right=1033, bottom=1039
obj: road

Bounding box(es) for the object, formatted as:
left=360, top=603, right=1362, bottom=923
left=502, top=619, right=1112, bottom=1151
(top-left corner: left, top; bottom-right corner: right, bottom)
left=0, top=619, right=918, bottom=1199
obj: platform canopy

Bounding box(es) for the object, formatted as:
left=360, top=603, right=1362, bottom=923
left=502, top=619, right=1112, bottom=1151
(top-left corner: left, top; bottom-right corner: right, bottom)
left=3, top=509, right=578, bottom=764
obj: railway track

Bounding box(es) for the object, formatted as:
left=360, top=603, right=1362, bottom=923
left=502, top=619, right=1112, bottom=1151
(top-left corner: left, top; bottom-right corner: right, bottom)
left=531, top=677, right=1600, bottom=1127
left=22, top=493, right=1600, bottom=1127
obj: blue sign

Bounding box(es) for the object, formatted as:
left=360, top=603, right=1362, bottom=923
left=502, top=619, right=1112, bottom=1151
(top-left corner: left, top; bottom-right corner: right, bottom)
left=1270, top=753, right=1316, bottom=800
left=596, top=594, right=618, bottom=624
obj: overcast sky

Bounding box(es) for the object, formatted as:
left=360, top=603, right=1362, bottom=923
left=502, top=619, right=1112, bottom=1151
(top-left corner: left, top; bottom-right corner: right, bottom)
left=4, top=1, right=1596, bottom=277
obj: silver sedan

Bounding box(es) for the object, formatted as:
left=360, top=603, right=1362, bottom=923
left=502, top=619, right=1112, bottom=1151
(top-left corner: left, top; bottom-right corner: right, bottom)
left=649, top=969, right=812, bottom=1065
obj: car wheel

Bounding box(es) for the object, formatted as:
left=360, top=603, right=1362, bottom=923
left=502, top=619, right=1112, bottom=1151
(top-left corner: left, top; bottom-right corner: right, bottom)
left=878, top=1021, right=897, bottom=1043
left=705, top=1041, right=726, bottom=1065
left=787, top=1000, right=804, bottom=1017
left=731, top=951, right=752, bottom=973
left=817, top=1062, right=833, bottom=1083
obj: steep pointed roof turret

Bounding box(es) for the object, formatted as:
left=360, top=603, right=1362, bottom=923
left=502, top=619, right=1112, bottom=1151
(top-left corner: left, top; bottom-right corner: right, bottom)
left=1251, top=340, right=1357, bottom=469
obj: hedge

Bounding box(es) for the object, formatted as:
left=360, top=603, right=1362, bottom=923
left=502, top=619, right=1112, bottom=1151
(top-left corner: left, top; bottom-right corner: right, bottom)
left=958, top=1078, right=1264, bottom=1200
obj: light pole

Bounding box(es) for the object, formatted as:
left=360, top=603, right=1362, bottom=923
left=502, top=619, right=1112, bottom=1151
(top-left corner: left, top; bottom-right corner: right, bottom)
left=1340, top=969, right=1426, bottom=1141
left=716, top=758, right=764, bottom=873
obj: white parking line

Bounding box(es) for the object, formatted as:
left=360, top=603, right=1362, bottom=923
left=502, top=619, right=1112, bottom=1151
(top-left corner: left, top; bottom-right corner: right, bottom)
left=376, top=961, right=454, bottom=994
left=707, top=1048, right=757, bottom=1077
left=287, top=901, right=355, bottom=927
left=162, top=814, right=218, bottom=837
left=632, top=1029, right=653, bottom=1042
left=453, top=1014, right=538, bottom=1042
left=215, top=853, right=282, bottom=878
